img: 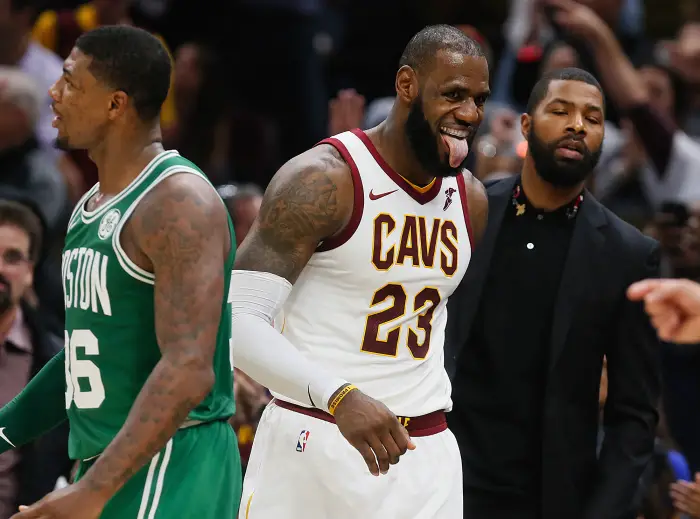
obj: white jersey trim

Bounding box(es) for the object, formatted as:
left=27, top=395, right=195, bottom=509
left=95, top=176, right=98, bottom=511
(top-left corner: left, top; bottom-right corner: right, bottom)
left=111, top=165, right=220, bottom=285
left=67, top=183, right=99, bottom=232
left=315, top=136, right=364, bottom=252
left=81, top=150, right=178, bottom=224
left=456, top=172, right=474, bottom=249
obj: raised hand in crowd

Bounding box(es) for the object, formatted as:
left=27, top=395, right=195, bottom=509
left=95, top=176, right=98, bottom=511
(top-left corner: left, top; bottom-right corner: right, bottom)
left=328, top=88, right=366, bottom=135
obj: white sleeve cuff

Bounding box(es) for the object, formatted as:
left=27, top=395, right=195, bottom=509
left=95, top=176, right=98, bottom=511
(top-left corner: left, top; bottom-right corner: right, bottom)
left=229, top=270, right=348, bottom=410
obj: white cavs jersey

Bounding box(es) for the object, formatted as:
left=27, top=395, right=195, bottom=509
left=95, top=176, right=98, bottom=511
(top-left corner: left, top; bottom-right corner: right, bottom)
left=275, top=129, right=474, bottom=417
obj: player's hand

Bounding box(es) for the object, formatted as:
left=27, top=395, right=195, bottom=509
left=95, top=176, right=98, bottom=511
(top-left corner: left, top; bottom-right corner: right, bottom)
left=332, top=388, right=416, bottom=476
left=628, top=278, right=700, bottom=343
left=11, top=479, right=107, bottom=519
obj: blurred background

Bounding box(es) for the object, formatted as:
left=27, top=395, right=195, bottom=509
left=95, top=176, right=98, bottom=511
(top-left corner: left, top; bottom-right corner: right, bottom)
left=2, top=0, right=700, bottom=517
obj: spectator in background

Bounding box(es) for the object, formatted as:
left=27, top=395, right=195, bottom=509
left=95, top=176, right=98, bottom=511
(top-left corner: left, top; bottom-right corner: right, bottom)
left=545, top=0, right=700, bottom=209
left=30, top=0, right=179, bottom=127
left=0, top=0, right=62, bottom=160
left=661, top=21, right=700, bottom=137
left=0, top=67, right=69, bottom=239
left=31, top=0, right=177, bottom=194
left=0, top=0, right=84, bottom=202
left=472, top=106, right=525, bottom=183
left=228, top=0, right=327, bottom=186
left=540, top=41, right=580, bottom=75
left=0, top=200, right=70, bottom=519
left=224, top=184, right=263, bottom=246
left=639, top=445, right=685, bottom=519
left=647, top=203, right=700, bottom=280
left=164, top=42, right=230, bottom=184
left=328, top=88, right=366, bottom=136
left=643, top=204, right=700, bottom=499
left=33, top=0, right=133, bottom=59
left=0, top=67, right=69, bottom=326
left=503, top=0, right=646, bottom=124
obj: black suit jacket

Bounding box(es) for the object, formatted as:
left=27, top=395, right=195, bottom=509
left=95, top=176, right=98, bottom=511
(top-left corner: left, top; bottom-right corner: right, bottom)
left=446, top=176, right=661, bottom=519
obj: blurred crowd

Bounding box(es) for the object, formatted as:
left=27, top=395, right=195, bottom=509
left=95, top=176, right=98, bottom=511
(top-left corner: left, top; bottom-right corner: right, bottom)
left=2, top=0, right=700, bottom=517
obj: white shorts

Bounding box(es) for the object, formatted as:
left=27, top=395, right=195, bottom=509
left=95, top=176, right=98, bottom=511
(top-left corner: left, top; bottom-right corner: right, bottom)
left=239, top=400, right=463, bottom=519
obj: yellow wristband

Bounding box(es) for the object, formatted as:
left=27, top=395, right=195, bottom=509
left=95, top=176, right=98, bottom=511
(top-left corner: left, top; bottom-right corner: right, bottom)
left=328, top=384, right=358, bottom=416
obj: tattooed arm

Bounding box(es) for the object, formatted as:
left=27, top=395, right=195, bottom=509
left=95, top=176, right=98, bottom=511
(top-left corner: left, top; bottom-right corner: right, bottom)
left=235, top=144, right=354, bottom=279
left=231, top=144, right=354, bottom=408
left=79, top=173, right=229, bottom=498
left=230, top=145, right=413, bottom=477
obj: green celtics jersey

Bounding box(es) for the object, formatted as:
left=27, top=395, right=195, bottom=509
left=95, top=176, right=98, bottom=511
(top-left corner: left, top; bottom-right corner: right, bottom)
left=61, top=150, right=236, bottom=461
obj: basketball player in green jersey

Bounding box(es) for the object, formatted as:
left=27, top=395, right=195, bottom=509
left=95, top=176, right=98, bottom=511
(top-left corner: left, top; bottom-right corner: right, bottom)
left=0, top=26, right=241, bottom=519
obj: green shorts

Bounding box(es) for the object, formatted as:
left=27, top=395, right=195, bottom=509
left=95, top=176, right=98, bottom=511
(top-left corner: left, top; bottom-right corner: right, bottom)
left=76, top=420, right=242, bottom=519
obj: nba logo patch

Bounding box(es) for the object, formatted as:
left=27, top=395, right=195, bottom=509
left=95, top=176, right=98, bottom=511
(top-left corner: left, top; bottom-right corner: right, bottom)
left=296, top=430, right=310, bottom=452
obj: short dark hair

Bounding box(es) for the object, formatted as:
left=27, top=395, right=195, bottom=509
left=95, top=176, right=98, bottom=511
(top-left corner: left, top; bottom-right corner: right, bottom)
left=399, top=24, right=485, bottom=73
left=76, top=25, right=172, bottom=122
left=526, top=67, right=605, bottom=115
left=0, top=200, right=43, bottom=263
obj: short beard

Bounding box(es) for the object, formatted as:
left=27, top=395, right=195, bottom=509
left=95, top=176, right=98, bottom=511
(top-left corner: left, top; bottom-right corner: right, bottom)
left=527, top=120, right=601, bottom=188
left=405, top=99, right=468, bottom=178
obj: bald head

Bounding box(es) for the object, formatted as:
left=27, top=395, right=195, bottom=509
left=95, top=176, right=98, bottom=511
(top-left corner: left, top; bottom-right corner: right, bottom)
left=399, top=25, right=485, bottom=74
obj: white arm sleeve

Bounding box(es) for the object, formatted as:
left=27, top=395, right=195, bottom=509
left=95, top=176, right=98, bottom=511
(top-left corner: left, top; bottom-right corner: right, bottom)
left=229, top=270, right=349, bottom=411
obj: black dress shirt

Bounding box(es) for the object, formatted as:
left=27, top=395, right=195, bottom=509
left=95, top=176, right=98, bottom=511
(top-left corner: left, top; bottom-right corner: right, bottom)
left=452, top=182, right=582, bottom=509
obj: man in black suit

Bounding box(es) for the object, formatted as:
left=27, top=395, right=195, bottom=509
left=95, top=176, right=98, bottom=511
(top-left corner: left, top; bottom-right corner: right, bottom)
left=446, top=67, right=661, bottom=519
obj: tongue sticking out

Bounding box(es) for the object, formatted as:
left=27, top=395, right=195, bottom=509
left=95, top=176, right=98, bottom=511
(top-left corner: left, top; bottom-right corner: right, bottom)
left=441, top=134, right=469, bottom=168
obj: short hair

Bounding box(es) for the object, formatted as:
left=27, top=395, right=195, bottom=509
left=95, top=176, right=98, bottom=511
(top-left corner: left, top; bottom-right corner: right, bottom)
left=526, top=67, right=605, bottom=115
left=399, top=24, right=485, bottom=73
left=75, top=25, right=172, bottom=122
left=0, top=200, right=43, bottom=263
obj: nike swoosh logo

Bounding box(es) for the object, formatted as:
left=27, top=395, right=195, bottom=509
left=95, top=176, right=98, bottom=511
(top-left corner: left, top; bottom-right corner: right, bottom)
left=369, top=189, right=398, bottom=201
left=0, top=428, right=15, bottom=448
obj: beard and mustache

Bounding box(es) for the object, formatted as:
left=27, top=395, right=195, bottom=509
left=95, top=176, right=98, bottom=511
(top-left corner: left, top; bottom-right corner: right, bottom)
left=404, top=98, right=475, bottom=178
left=527, top=119, right=602, bottom=188
left=403, top=98, right=602, bottom=188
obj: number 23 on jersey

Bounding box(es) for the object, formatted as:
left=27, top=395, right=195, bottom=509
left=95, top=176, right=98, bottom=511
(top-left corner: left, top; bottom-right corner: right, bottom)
left=361, top=283, right=441, bottom=359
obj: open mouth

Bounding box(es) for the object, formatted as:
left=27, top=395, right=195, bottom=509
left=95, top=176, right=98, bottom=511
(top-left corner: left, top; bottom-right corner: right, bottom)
left=440, top=126, right=470, bottom=139
left=51, top=105, right=62, bottom=127
left=439, top=126, right=471, bottom=167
